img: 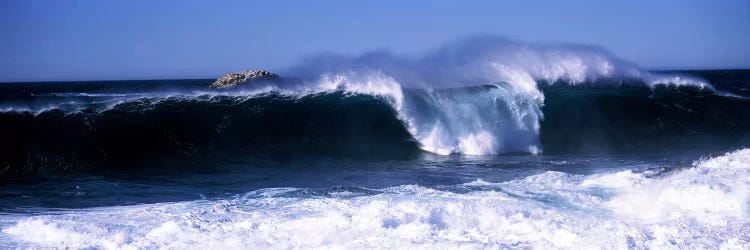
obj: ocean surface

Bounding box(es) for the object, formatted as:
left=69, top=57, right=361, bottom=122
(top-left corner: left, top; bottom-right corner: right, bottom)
left=1, top=69, right=749, bottom=249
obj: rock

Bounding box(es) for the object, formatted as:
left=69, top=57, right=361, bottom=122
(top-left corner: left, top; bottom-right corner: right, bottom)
left=211, top=70, right=280, bottom=88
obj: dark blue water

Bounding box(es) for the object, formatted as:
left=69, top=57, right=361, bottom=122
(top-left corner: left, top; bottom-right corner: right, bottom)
left=1, top=153, right=697, bottom=210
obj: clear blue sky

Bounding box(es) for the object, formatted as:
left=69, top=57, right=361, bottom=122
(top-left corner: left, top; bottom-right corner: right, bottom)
left=1, top=0, right=749, bottom=82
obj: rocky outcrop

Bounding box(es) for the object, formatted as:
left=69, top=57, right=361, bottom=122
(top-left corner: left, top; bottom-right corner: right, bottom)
left=211, top=70, right=280, bottom=88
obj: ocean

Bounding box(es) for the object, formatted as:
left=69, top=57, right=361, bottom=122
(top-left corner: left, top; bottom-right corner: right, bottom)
left=0, top=69, right=749, bottom=249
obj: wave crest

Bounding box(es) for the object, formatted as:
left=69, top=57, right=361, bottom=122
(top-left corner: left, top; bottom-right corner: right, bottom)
left=274, top=35, right=714, bottom=155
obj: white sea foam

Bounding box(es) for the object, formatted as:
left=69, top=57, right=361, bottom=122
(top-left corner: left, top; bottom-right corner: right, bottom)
left=2, top=148, right=748, bottom=249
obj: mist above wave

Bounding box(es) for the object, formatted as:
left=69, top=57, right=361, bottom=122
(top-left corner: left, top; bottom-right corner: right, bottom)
left=271, top=35, right=711, bottom=155
left=285, top=35, right=709, bottom=94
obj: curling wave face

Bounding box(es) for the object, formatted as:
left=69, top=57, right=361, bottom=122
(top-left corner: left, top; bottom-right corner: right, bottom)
left=0, top=77, right=749, bottom=181
left=2, top=75, right=748, bottom=178
left=2, top=148, right=748, bottom=249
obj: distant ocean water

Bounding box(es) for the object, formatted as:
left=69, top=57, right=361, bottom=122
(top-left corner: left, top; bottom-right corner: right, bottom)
left=0, top=69, right=749, bottom=248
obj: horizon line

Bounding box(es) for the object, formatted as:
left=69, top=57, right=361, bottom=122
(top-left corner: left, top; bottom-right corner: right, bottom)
left=1, top=67, right=749, bottom=84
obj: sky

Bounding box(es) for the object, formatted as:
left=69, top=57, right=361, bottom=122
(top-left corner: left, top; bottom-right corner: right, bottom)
left=1, top=0, right=749, bottom=82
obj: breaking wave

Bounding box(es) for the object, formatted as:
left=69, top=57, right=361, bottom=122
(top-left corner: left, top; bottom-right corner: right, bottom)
left=1, top=36, right=750, bottom=179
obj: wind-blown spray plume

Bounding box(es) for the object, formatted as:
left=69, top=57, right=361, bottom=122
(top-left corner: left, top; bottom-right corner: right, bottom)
left=276, top=35, right=710, bottom=155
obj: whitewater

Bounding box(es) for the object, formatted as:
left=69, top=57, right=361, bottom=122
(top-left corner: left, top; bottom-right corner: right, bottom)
left=1, top=149, right=748, bottom=249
